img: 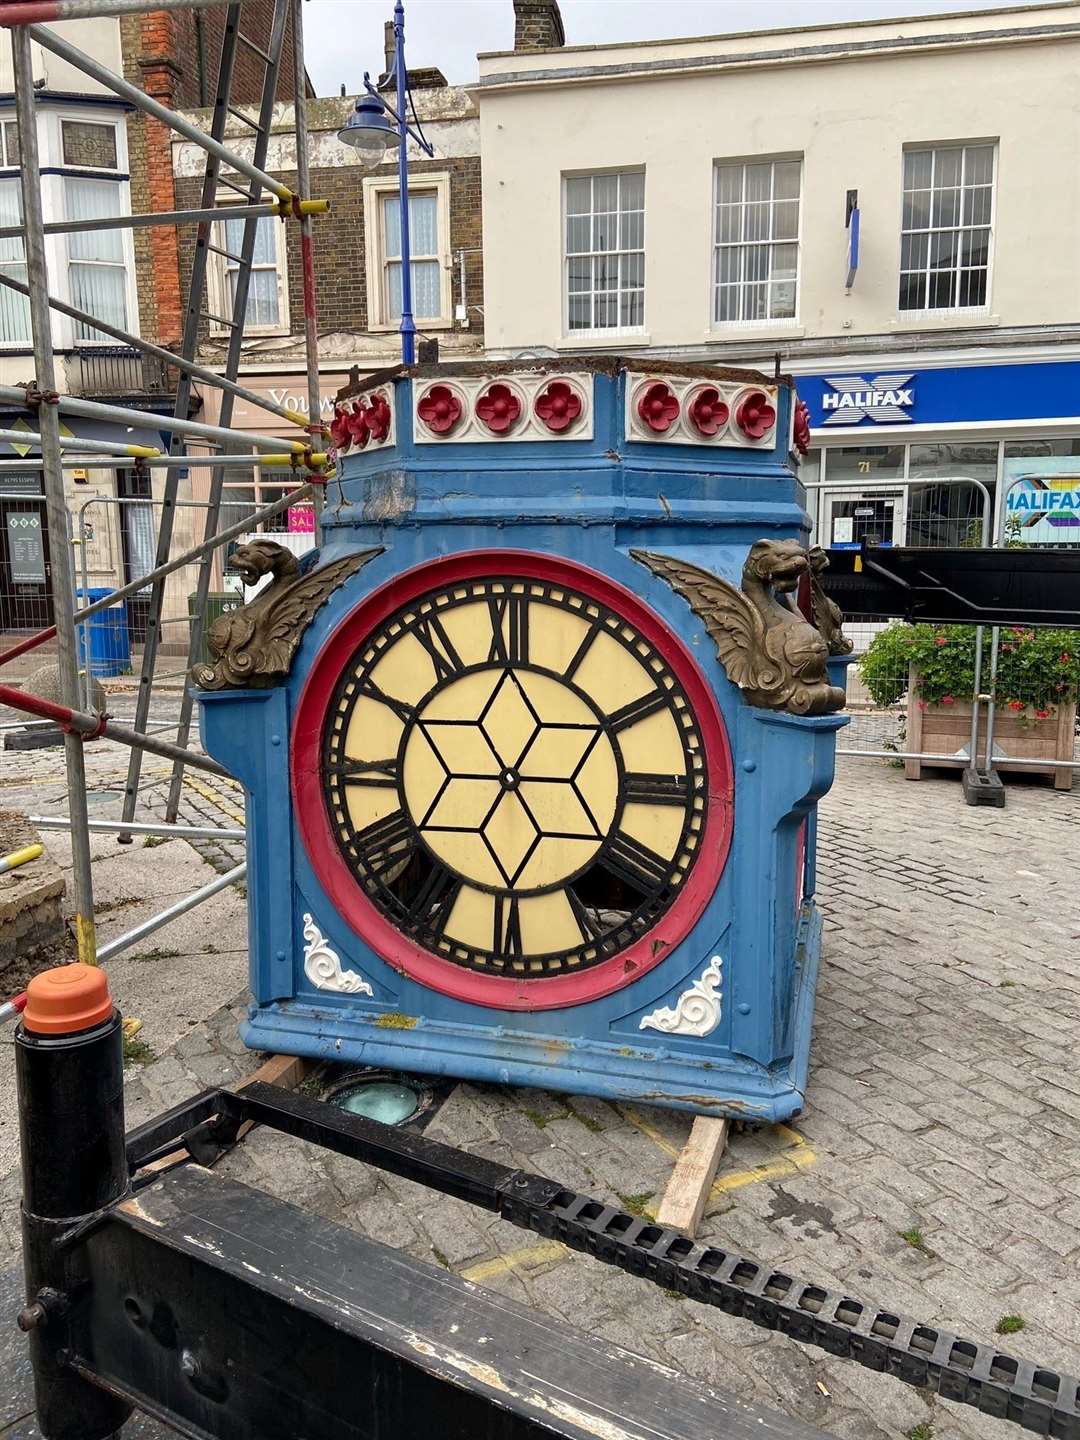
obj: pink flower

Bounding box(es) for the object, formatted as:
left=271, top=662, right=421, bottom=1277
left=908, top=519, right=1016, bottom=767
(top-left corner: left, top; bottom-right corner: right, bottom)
left=735, top=389, right=776, bottom=440
left=534, top=380, right=582, bottom=433
left=687, top=386, right=729, bottom=437
left=475, top=382, right=521, bottom=435
left=793, top=397, right=811, bottom=456
left=942, top=694, right=954, bottom=706
left=1062, top=652, right=1072, bottom=664
left=1008, top=699, right=1025, bottom=712
left=1012, top=626, right=1026, bottom=636
left=917, top=700, right=927, bottom=712
left=637, top=382, right=680, bottom=434
left=363, top=391, right=392, bottom=442
left=934, top=635, right=948, bottom=647
left=417, top=384, right=463, bottom=436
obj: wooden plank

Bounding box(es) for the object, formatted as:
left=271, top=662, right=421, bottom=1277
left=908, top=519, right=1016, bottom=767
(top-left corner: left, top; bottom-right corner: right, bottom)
left=654, top=1116, right=729, bottom=1237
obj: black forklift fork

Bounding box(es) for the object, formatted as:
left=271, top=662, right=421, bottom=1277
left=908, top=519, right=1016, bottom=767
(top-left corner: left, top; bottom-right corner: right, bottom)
left=15, top=1006, right=1080, bottom=1440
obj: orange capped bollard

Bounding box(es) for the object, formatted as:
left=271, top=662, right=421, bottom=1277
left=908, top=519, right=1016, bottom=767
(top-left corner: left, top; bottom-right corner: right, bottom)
left=16, top=963, right=133, bottom=1440
left=22, top=962, right=113, bottom=1035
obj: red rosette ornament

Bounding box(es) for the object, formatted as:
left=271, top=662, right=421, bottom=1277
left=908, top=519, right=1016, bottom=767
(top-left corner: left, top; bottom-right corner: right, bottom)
left=534, top=380, right=582, bottom=434
left=793, top=398, right=811, bottom=456
left=735, top=389, right=776, bottom=441
left=363, top=390, right=392, bottom=442
left=687, top=386, right=729, bottom=438
left=417, top=384, right=463, bottom=436
left=636, top=381, right=680, bottom=434
left=475, top=382, right=522, bottom=436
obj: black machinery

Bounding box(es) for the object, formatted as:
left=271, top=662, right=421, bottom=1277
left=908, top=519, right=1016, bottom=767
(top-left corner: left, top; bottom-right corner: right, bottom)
left=12, top=965, right=1080, bottom=1440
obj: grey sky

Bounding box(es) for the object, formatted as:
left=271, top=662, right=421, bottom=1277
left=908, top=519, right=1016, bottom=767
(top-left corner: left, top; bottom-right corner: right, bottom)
left=303, top=0, right=1030, bottom=96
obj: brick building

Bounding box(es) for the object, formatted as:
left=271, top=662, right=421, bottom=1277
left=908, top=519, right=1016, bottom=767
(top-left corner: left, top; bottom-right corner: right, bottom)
left=156, top=20, right=484, bottom=525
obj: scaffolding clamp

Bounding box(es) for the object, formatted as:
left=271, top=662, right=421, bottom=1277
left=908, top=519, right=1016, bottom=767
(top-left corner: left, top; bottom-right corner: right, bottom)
left=23, top=382, right=59, bottom=410
left=276, top=196, right=330, bottom=220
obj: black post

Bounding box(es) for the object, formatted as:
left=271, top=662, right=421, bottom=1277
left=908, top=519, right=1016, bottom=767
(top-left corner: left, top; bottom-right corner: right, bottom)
left=15, top=966, right=133, bottom=1440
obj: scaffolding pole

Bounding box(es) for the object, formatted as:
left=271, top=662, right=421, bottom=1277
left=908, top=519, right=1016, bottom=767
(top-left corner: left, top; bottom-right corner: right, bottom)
left=0, top=0, right=227, bottom=24
left=11, top=24, right=97, bottom=964
left=162, top=0, right=294, bottom=823
left=0, top=428, right=160, bottom=458
left=0, top=197, right=328, bottom=241
left=0, top=480, right=316, bottom=673
left=0, top=269, right=312, bottom=430
left=0, top=384, right=310, bottom=454
left=27, top=22, right=293, bottom=203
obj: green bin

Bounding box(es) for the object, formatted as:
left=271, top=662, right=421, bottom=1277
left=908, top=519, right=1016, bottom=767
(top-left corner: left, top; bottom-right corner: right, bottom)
left=188, top=590, right=243, bottom=668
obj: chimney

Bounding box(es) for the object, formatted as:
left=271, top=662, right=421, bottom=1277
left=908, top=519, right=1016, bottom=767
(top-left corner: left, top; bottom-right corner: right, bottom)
left=383, top=19, right=395, bottom=77
left=513, top=0, right=565, bottom=51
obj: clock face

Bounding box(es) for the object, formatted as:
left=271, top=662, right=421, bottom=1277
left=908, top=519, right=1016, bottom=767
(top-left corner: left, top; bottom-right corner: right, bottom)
left=295, top=553, right=732, bottom=1008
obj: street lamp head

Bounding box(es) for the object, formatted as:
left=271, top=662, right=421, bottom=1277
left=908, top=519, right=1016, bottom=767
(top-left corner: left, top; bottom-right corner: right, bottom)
left=338, top=90, right=397, bottom=169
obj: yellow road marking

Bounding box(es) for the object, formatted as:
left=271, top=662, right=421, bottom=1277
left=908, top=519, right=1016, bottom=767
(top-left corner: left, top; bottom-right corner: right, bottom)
left=621, top=1109, right=817, bottom=1201
left=460, top=1240, right=567, bottom=1283
left=183, top=775, right=246, bottom=827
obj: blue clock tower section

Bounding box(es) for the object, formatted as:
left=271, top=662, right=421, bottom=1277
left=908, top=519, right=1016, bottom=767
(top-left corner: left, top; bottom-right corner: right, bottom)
left=198, top=358, right=848, bottom=1121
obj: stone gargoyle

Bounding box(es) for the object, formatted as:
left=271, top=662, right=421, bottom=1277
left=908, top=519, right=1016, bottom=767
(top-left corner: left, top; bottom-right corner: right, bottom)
left=191, top=539, right=383, bottom=691
left=631, top=540, right=847, bottom=715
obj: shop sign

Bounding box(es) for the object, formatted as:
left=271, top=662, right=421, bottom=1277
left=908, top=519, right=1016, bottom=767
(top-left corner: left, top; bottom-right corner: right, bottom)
left=1004, top=461, right=1080, bottom=541
left=7, top=511, right=46, bottom=583
left=821, top=374, right=914, bottom=425
left=288, top=503, right=316, bottom=534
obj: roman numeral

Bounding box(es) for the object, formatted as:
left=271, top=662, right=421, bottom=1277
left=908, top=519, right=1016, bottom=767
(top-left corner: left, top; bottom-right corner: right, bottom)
left=357, top=677, right=413, bottom=723
left=414, top=613, right=464, bottom=682
left=406, top=862, right=461, bottom=935
left=493, top=894, right=523, bottom=958
left=563, top=619, right=602, bottom=681
left=352, top=808, right=413, bottom=879
left=567, top=888, right=605, bottom=942
left=601, top=832, right=670, bottom=893
left=332, top=756, right=399, bottom=788
left=608, top=689, right=668, bottom=732
left=623, top=772, right=689, bottom=806
left=487, top=596, right=529, bottom=665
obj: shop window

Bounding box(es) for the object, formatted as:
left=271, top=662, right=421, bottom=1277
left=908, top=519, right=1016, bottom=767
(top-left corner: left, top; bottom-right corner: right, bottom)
left=362, top=174, right=452, bottom=329
left=65, top=176, right=129, bottom=339
left=0, top=177, right=30, bottom=344
left=899, top=143, right=994, bottom=312
left=712, top=157, right=801, bottom=325
left=221, top=469, right=308, bottom=536
left=211, top=212, right=289, bottom=335
left=1003, top=437, right=1080, bottom=548
left=824, top=445, right=905, bottom=484
left=563, top=169, right=645, bottom=334
left=907, top=441, right=996, bottom=547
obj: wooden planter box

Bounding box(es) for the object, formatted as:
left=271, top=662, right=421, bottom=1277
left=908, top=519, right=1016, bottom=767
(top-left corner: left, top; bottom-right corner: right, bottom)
left=906, top=667, right=1076, bottom=789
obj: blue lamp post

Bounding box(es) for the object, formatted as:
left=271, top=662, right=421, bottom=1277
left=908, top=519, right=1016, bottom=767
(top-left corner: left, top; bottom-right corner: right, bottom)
left=338, top=0, right=435, bottom=366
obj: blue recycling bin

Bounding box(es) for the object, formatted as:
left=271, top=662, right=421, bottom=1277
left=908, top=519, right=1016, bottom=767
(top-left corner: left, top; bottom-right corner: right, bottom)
left=76, top=587, right=131, bottom=678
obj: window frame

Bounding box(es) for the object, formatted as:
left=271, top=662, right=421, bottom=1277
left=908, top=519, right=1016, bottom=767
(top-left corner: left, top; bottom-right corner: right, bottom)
left=207, top=196, right=291, bottom=338
left=561, top=167, right=646, bottom=341
left=896, top=140, right=997, bottom=318
left=362, top=172, right=453, bottom=331
left=0, top=174, right=30, bottom=347
left=710, top=154, right=803, bottom=331
left=0, top=105, right=138, bottom=352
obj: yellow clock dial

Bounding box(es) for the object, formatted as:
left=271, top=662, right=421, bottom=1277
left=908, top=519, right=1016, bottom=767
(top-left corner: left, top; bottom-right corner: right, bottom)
left=323, top=576, right=707, bottom=977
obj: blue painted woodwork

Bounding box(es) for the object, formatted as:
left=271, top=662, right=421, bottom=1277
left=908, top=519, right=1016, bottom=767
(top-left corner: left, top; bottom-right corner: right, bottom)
left=199, top=360, right=848, bottom=1120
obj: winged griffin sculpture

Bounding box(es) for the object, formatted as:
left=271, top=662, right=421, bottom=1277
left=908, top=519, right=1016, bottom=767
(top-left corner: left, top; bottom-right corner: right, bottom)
left=631, top=541, right=846, bottom=715
left=191, top=540, right=383, bottom=691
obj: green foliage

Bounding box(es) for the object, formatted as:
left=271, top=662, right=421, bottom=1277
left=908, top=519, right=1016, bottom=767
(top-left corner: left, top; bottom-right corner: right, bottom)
left=859, top=623, right=1080, bottom=713
left=907, top=1425, right=934, bottom=1440
left=899, top=1226, right=928, bottom=1250
left=995, top=1314, right=1026, bottom=1335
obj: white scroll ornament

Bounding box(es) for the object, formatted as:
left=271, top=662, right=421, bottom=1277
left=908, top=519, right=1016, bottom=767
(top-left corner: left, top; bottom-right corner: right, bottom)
left=639, top=955, right=723, bottom=1038
left=302, top=912, right=373, bottom=996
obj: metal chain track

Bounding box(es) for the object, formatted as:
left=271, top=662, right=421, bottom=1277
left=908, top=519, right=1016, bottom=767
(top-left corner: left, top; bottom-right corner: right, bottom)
left=497, top=1176, right=1080, bottom=1437
left=132, top=1083, right=1080, bottom=1439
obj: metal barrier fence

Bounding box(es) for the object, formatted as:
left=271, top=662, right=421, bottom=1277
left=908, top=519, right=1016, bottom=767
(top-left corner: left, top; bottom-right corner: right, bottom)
left=0, top=486, right=316, bottom=709
left=806, top=477, right=1080, bottom=786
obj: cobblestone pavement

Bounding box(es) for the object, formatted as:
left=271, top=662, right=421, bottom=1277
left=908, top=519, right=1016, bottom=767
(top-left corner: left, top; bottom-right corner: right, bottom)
left=1, top=727, right=1079, bottom=1440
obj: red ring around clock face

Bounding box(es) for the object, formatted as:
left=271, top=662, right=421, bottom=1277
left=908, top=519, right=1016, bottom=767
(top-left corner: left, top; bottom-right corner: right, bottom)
left=292, top=551, right=733, bottom=1011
